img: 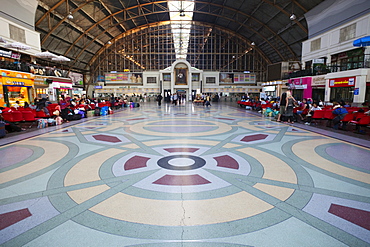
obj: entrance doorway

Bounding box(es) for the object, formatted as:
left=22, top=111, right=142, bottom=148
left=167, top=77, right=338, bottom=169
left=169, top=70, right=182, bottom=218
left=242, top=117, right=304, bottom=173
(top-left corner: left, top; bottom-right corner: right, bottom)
left=176, top=89, right=187, bottom=104
left=312, top=88, right=325, bottom=102
left=164, top=89, right=171, bottom=102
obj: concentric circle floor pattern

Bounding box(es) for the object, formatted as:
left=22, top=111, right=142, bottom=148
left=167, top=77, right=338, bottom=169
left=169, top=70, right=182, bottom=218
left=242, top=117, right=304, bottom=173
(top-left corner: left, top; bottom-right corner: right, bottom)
left=0, top=102, right=370, bottom=246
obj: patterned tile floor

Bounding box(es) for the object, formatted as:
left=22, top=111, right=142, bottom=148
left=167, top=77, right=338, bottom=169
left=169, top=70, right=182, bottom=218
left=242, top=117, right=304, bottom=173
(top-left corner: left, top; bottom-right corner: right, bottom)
left=0, top=101, right=370, bottom=246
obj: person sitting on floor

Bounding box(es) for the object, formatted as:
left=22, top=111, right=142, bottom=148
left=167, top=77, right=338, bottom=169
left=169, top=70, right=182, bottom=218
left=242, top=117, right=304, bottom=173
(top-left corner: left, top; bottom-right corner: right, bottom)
left=61, top=105, right=74, bottom=122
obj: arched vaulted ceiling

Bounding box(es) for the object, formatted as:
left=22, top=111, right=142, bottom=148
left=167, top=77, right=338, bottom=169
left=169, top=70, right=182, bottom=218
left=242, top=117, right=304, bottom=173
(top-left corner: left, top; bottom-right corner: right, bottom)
left=35, top=0, right=325, bottom=73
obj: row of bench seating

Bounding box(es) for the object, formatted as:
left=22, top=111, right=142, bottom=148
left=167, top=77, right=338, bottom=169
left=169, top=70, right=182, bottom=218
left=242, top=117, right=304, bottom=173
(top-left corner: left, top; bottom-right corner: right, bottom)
left=1, top=102, right=114, bottom=129
left=311, top=109, right=370, bottom=132
left=237, top=100, right=370, bottom=133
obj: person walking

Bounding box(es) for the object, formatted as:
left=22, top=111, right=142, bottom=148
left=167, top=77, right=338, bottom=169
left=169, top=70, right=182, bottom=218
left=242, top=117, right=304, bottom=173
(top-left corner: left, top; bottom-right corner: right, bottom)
left=277, top=91, right=287, bottom=122
left=173, top=93, right=178, bottom=106
left=205, top=95, right=211, bottom=107
left=285, top=91, right=297, bottom=124
left=157, top=94, right=163, bottom=106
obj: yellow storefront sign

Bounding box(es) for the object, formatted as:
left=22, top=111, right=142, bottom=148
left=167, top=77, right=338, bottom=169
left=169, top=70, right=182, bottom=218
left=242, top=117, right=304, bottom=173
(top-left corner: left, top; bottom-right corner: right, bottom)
left=2, top=77, right=34, bottom=87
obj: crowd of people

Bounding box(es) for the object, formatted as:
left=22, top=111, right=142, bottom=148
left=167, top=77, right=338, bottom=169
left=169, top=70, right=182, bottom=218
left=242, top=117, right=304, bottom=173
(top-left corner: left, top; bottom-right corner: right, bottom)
left=240, top=91, right=370, bottom=130
left=0, top=93, right=136, bottom=134
left=2, top=91, right=369, bottom=135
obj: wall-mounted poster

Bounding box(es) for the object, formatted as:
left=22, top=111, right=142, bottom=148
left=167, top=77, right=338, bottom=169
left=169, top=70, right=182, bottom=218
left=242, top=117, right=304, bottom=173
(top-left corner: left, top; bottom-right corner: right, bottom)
left=220, top=73, right=234, bottom=83
left=175, top=68, right=187, bottom=85
left=105, top=72, right=143, bottom=84
left=130, top=73, right=143, bottom=83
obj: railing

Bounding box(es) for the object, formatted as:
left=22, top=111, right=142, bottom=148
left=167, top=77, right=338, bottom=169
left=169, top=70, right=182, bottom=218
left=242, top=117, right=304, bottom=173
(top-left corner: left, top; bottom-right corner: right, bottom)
left=0, top=60, right=69, bottom=78
left=286, top=61, right=370, bottom=79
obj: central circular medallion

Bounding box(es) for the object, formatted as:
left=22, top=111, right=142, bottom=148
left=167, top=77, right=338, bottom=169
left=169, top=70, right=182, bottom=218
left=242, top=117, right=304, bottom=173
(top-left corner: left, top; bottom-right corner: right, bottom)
left=168, top=158, right=195, bottom=167
left=157, top=155, right=206, bottom=170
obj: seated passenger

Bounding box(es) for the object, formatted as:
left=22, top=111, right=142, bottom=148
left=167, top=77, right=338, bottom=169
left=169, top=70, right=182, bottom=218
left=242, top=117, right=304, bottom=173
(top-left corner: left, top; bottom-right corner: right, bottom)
left=305, top=103, right=321, bottom=125
left=296, top=98, right=309, bottom=121
left=332, top=104, right=348, bottom=130
left=13, top=101, right=20, bottom=110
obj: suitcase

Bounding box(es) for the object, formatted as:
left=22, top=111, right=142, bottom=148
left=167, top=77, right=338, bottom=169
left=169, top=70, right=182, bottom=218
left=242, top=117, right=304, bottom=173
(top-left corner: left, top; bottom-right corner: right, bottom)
left=0, top=122, right=6, bottom=138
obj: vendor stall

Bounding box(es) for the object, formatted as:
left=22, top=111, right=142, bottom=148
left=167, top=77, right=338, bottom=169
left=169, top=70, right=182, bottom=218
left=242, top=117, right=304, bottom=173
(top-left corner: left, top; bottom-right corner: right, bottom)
left=0, top=69, right=34, bottom=107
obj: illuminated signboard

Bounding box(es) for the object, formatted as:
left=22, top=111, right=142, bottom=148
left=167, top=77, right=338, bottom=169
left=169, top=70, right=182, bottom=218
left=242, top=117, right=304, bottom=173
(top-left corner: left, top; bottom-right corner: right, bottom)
left=329, top=77, right=356, bottom=87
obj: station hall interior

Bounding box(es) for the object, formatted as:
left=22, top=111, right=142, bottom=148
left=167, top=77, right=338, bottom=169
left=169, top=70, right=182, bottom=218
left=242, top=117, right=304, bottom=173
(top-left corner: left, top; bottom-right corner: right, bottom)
left=1, top=0, right=370, bottom=246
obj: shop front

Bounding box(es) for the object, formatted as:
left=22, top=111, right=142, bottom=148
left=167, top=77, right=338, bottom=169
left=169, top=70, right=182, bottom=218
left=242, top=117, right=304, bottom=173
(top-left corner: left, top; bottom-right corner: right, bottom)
left=288, top=77, right=312, bottom=101
left=325, top=69, right=370, bottom=106
left=262, top=85, right=277, bottom=98
left=0, top=69, right=34, bottom=107
left=50, top=78, right=73, bottom=102
left=34, top=75, right=51, bottom=99
left=327, top=77, right=355, bottom=103
left=366, top=82, right=370, bottom=105
left=311, top=75, right=326, bottom=102
left=261, top=81, right=286, bottom=99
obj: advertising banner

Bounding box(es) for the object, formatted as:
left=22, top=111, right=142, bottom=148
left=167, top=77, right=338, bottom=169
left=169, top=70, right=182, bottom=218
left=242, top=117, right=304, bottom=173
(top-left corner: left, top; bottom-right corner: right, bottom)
left=69, top=72, right=83, bottom=86
left=105, top=72, right=143, bottom=84
left=289, top=77, right=311, bottom=89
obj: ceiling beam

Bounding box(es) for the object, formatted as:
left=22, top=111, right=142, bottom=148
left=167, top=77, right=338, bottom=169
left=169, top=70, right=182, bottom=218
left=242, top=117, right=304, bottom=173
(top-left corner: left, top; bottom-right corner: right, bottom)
left=56, top=1, right=292, bottom=69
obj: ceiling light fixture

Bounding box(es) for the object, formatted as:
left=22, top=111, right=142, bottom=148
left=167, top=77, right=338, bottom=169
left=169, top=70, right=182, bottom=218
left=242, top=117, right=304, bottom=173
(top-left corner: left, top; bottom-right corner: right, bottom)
left=107, top=41, right=112, bottom=45
left=67, top=12, right=73, bottom=20
left=251, top=42, right=255, bottom=46
left=179, top=10, right=185, bottom=17
left=290, top=0, right=296, bottom=21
